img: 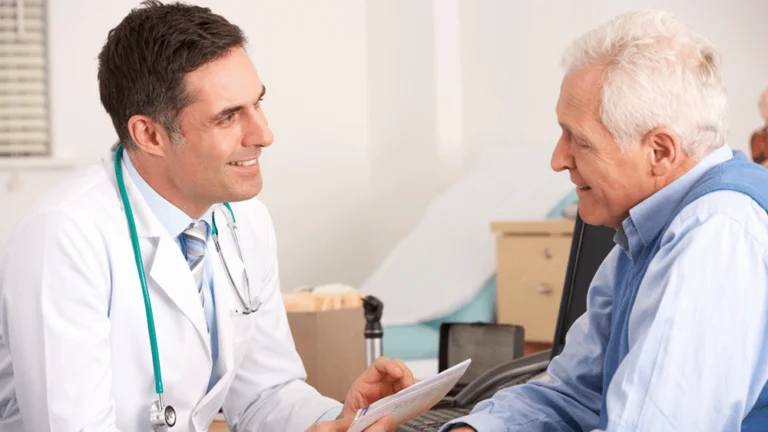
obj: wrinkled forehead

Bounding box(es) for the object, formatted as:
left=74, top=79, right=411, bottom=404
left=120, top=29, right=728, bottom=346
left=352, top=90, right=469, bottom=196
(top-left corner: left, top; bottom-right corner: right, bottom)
left=556, top=68, right=603, bottom=128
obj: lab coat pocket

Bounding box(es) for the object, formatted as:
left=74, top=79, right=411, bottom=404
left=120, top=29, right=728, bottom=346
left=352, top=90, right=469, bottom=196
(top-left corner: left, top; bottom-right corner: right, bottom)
left=230, top=308, right=256, bottom=343
left=229, top=310, right=256, bottom=366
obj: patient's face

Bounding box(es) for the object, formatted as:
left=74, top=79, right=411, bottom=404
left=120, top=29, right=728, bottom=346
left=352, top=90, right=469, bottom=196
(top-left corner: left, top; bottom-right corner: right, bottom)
left=551, top=66, right=654, bottom=228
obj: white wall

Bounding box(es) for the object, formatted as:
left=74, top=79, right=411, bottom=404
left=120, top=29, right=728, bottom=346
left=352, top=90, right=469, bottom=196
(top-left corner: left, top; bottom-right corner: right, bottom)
left=2, top=0, right=377, bottom=291
left=1, top=0, right=767, bottom=291
left=459, top=0, right=768, bottom=167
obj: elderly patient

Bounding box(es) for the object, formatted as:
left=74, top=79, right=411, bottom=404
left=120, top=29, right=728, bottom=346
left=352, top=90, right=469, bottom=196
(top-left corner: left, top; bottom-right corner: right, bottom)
left=444, top=10, right=768, bottom=432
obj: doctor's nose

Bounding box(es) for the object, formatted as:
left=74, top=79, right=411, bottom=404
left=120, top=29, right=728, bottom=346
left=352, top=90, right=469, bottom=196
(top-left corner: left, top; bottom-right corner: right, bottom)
left=243, top=108, right=274, bottom=148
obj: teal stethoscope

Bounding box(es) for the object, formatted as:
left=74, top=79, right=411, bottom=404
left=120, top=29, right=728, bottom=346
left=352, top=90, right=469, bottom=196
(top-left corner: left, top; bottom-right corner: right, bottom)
left=114, top=145, right=261, bottom=429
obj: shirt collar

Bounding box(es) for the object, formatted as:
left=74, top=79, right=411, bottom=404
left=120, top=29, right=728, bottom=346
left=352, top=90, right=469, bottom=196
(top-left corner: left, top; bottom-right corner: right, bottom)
left=619, top=144, right=733, bottom=259
left=123, top=151, right=214, bottom=238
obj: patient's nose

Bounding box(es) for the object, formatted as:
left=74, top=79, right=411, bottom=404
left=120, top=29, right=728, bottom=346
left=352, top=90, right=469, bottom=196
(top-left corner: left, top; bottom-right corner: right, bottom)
left=551, top=137, right=574, bottom=172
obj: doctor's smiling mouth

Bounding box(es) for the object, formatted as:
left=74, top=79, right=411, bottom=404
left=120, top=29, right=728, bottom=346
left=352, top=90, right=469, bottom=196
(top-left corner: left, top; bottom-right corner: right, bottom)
left=226, top=148, right=262, bottom=175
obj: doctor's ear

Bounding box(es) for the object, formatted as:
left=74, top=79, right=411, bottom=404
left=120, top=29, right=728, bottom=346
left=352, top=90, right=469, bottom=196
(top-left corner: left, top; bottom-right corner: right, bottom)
left=127, top=114, right=174, bottom=157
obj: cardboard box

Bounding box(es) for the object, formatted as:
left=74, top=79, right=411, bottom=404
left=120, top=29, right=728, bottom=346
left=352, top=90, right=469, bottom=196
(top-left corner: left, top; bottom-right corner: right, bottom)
left=285, top=301, right=367, bottom=402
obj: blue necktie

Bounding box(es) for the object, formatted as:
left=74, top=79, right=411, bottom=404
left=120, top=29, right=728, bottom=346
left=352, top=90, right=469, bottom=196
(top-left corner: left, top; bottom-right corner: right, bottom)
left=182, top=220, right=209, bottom=331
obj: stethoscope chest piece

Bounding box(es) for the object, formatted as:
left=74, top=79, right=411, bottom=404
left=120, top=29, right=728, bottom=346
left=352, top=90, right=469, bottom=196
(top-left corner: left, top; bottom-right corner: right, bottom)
left=150, top=398, right=176, bottom=429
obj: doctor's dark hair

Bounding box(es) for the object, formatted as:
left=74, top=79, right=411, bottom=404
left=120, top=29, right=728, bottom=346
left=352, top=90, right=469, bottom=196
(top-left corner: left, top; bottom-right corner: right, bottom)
left=97, top=1, right=247, bottom=149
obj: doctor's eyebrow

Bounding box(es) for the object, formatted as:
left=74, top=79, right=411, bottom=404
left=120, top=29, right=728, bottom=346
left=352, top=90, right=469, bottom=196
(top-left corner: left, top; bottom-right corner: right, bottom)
left=209, top=85, right=267, bottom=123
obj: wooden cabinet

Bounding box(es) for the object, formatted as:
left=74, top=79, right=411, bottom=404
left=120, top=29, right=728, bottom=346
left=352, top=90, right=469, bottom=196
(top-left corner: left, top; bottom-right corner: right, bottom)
left=492, top=220, right=574, bottom=344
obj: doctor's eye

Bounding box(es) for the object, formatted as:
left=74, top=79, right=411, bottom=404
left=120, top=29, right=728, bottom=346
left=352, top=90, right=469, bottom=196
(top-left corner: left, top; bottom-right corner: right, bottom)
left=220, top=112, right=238, bottom=125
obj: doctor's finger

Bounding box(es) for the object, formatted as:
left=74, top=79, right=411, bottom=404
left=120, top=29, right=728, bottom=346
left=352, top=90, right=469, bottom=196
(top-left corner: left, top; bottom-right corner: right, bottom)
left=305, top=417, right=353, bottom=432
left=390, top=358, right=415, bottom=390
left=364, top=414, right=394, bottom=432
left=371, top=357, right=405, bottom=382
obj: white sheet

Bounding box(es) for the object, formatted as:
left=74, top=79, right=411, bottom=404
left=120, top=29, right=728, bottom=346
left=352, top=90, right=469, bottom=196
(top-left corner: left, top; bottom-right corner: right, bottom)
left=349, top=359, right=472, bottom=432
left=360, top=144, right=573, bottom=325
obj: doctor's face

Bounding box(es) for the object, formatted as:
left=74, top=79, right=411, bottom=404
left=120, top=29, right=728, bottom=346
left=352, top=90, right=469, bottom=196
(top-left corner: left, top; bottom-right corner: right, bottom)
left=166, top=47, right=273, bottom=209
left=551, top=66, right=653, bottom=228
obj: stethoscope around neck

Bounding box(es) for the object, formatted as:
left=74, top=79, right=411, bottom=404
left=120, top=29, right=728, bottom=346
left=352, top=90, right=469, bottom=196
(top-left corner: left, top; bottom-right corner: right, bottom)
left=113, top=145, right=261, bottom=429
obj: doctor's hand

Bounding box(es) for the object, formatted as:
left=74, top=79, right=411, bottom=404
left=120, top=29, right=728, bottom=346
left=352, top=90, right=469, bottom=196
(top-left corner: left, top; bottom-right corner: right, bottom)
left=307, top=414, right=393, bottom=432
left=339, top=356, right=416, bottom=422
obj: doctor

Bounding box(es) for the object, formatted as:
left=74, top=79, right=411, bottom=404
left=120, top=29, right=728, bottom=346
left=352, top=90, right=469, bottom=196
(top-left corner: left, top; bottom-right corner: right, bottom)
left=0, top=1, right=413, bottom=431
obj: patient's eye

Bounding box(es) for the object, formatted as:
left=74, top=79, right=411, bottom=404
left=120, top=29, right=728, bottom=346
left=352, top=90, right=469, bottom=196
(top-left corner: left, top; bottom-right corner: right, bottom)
left=574, top=136, right=591, bottom=149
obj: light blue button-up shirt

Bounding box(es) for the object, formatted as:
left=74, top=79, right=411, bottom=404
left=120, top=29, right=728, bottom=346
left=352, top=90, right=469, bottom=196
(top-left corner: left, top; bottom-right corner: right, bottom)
left=443, top=144, right=768, bottom=431
left=123, top=152, right=220, bottom=391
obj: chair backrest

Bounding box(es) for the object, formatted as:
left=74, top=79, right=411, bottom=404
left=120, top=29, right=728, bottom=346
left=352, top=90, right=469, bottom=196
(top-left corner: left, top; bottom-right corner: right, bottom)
left=438, top=322, right=524, bottom=387
left=550, top=213, right=616, bottom=358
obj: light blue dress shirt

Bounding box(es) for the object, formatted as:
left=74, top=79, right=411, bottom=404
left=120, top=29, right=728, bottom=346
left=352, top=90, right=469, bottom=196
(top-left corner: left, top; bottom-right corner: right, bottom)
left=123, top=152, right=220, bottom=391
left=443, top=144, right=768, bottom=431
left=123, top=152, right=342, bottom=422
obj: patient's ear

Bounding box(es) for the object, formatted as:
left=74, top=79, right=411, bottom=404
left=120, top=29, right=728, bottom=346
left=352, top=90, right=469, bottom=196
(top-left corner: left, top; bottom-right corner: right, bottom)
left=643, top=127, right=683, bottom=176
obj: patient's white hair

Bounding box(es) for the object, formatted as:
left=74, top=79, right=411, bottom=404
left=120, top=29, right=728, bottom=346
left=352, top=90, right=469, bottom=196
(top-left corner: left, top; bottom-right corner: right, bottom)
left=562, top=10, right=728, bottom=160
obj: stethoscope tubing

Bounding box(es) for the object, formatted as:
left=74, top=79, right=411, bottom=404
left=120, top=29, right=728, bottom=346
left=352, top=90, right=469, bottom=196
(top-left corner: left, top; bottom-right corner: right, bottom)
left=114, top=145, right=260, bottom=428
left=114, top=145, right=165, bottom=396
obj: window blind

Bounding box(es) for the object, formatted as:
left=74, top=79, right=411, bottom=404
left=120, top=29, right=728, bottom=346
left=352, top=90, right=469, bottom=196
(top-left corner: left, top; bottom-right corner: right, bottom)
left=0, top=0, right=48, bottom=157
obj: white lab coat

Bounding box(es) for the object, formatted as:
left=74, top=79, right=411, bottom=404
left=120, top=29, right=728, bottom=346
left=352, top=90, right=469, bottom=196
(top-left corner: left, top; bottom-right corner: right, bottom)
left=0, top=152, right=341, bottom=431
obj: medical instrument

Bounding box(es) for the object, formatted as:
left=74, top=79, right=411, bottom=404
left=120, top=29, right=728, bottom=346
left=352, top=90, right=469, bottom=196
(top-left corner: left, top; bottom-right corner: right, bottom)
left=114, top=144, right=260, bottom=429
left=211, top=203, right=261, bottom=315
left=362, top=295, right=384, bottom=367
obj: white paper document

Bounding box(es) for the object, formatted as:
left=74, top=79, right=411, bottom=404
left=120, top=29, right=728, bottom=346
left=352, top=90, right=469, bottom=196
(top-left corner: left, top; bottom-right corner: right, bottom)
left=349, top=359, right=472, bottom=432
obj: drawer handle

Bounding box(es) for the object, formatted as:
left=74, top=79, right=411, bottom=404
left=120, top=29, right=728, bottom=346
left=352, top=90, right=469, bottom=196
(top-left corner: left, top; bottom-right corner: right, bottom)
left=544, top=248, right=553, bottom=259
left=536, top=283, right=553, bottom=295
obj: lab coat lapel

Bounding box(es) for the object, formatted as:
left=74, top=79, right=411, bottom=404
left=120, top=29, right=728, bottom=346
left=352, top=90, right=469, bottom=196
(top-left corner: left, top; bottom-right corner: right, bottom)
left=102, top=150, right=212, bottom=349
left=210, top=240, right=237, bottom=383
left=149, top=235, right=212, bottom=349
left=192, top=217, right=247, bottom=418
left=210, top=208, right=247, bottom=375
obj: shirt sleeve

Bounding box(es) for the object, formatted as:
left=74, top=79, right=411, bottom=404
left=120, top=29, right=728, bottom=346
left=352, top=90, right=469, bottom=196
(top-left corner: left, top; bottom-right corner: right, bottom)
left=0, top=211, right=121, bottom=431
left=315, top=406, right=343, bottom=423
left=439, top=247, right=621, bottom=432
left=602, top=210, right=768, bottom=431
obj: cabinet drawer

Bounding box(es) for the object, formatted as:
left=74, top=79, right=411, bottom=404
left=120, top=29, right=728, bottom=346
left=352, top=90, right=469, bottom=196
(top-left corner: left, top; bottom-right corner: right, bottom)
left=496, top=234, right=571, bottom=342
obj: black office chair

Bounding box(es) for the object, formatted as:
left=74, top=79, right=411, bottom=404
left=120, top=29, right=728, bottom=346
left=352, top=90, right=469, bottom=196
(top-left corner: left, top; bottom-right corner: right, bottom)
left=398, top=214, right=618, bottom=432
